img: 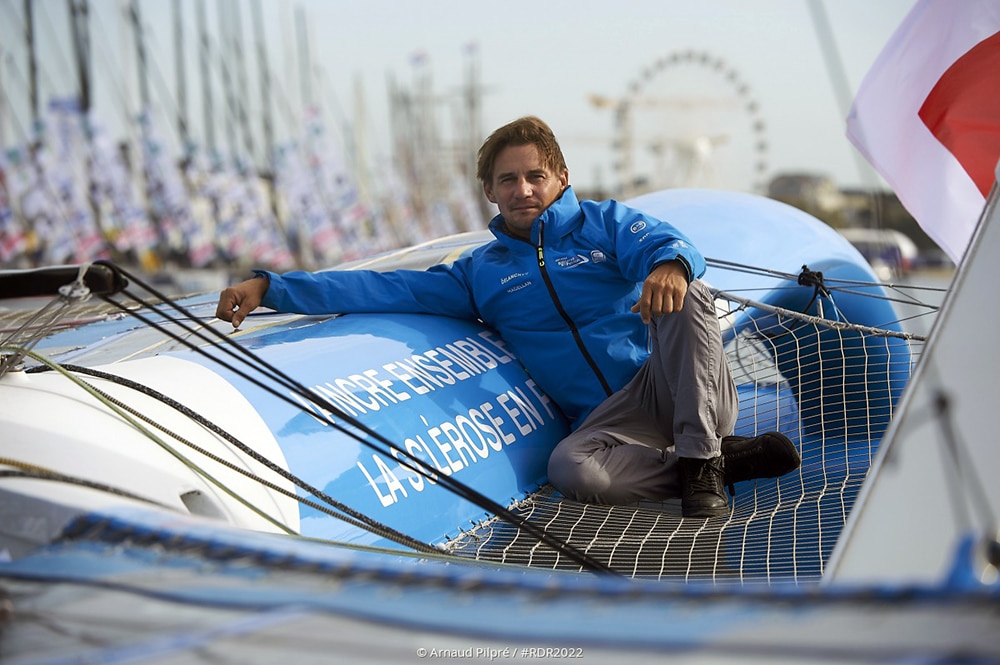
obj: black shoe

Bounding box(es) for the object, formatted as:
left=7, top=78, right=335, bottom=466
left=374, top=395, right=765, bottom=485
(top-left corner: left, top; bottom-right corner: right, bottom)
left=679, top=455, right=728, bottom=518
left=721, top=432, right=801, bottom=495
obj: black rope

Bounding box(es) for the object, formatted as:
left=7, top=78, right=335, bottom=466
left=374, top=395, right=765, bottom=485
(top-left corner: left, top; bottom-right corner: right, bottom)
left=89, top=261, right=615, bottom=575
left=708, top=256, right=945, bottom=317
left=0, top=470, right=174, bottom=510
left=797, top=264, right=833, bottom=316
left=797, top=264, right=831, bottom=298
left=29, top=363, right=440, bottom=555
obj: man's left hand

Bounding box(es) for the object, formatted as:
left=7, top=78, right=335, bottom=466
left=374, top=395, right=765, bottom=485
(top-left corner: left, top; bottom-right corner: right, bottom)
left=631, top=260, right=688, bottom=324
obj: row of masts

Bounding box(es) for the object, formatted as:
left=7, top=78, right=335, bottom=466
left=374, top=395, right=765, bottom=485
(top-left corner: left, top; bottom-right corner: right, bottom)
left=0, top=0, right=490, bottom=272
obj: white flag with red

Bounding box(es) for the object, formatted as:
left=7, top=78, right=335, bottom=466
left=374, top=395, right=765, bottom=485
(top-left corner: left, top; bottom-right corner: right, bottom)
left=846, top=0, right=1000, bottom=264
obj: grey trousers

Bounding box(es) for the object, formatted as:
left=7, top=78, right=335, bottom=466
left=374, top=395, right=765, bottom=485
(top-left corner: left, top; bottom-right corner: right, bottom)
left=547, top=280, right=738, bottom=504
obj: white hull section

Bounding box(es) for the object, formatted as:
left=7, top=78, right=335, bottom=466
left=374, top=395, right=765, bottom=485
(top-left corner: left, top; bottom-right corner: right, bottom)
left=1, top=355, right=298, bottom=556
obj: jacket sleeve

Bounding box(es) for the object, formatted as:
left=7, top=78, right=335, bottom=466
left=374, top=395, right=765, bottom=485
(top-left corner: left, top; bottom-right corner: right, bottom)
left=597, top=199, right=706, bottom=283
left=257, top=257, right=481, bottom=321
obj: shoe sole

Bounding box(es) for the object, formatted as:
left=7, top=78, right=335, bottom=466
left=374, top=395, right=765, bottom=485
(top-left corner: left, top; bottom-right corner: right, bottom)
left=722, top=432, right=801, bottom=485
left=682, top=506, right=730, bottom=518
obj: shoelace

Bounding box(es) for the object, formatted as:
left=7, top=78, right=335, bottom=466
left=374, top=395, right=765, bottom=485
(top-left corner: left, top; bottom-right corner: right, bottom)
left=682, top=459, right=725, bottom=496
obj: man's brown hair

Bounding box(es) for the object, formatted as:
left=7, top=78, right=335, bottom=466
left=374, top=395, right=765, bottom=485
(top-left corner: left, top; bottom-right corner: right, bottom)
left=476, top=116, right=568, bottom=185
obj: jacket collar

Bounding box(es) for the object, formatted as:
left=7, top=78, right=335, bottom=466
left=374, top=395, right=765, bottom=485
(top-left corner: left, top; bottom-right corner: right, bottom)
left=488, top=186, right=582, bottom=247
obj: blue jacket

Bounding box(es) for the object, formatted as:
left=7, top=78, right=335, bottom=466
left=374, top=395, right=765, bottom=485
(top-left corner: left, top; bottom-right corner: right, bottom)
left=261, top=187, right=706, bottom=428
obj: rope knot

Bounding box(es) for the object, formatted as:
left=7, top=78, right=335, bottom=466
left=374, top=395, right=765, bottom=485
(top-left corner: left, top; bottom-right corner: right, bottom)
left=798, top=265, right=831, bottom=298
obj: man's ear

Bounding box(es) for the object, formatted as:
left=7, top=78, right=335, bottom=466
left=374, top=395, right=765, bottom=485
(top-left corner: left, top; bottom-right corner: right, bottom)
left=483, top=181, right=497, bottom=204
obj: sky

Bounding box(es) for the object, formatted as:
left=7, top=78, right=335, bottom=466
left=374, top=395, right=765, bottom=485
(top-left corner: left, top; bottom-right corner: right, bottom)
left=0, top=0, right=916, bottom=195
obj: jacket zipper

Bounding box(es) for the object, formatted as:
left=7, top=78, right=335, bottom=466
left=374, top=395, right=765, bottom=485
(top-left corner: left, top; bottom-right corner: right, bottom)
left=536, top=221, right=614, bottom=397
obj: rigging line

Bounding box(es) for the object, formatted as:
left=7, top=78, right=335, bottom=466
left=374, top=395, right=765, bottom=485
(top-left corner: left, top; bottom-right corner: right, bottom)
left=0, top=455, right=86, bottom=477
left=13, top=346, right=298, bottom=536
left=805, top=285, right=936, bottom=333
left=822, top=275, right=949, bottom=296
left=931, top=390, right=997, bottom=530
left=7, top=345, right=297, bottom=535
left=712, top=264, right=939, bottom=329
left=814, top=273, right=948, bottom=304
left=262, top=61, right=302, bottom=144
left=105, top=289, right=615, bottom=575
left=315, top=64, right=354, bottom=155
left=829, top=284, right=936, bottom=324
left=59, top=363, right=388, bottom=537
left=0, top=292, right=68, bottom=346
left=136, top=21, right=196, bottom=156
left=0, top=0, right=22, bottom=28
left=0, top=469, right=174, bottom=510
left=0, top=3, right=30, bottom=70
left=96, top=264, right=615, bottom=575
left=706, top=257, right=799, bottom=281
left=85, top=4, right=142, bottom=146
left=190, top=20, right=257, bottom=163
left=822, top=284, right=943, bottom=313
left=708, top=255, right=947, bottom=307
left=714, top=289, right=924, bottom=342
left=31, top=1, right=78, bottom=102
left=708, top=259, right=850, bottom=322
left=0, top=55, right=41, bottom=144
left=0, top=266, right=92, bottom=375
left=42, top=362, right=441, bottom=555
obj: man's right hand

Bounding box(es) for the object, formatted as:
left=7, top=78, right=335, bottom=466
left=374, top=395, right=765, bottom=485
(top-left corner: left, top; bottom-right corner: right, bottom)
left=216, top=275, right=270, bottom=328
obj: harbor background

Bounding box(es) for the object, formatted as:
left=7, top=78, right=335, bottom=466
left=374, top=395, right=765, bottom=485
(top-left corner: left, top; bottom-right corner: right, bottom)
left=0, top=0, right=949, bottom=293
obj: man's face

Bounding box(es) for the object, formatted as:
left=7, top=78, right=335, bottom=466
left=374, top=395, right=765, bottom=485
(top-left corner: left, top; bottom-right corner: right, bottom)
left=483, top=144, right=569, bottom=241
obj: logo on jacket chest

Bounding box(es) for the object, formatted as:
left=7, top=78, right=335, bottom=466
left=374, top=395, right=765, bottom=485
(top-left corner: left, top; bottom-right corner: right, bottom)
left=555, top=254, right=591, bottom=269
left=553, top=250, right=606, bottom=267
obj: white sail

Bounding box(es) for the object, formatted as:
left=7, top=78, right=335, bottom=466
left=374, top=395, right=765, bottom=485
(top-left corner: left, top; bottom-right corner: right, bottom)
left=828, top=159, right=1000, bottom=585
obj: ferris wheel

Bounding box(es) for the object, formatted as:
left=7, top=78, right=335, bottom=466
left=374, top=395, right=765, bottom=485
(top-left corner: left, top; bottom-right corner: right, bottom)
left=591, top=50, right=769, bottom=198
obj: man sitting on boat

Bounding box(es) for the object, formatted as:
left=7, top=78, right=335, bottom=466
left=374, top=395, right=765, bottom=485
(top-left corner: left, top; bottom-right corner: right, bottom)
left=216, top=116, right=800, bottom=518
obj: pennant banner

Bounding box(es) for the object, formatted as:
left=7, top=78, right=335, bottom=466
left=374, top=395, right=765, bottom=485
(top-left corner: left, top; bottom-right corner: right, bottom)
left=846, top=0, right=1000, bottom=264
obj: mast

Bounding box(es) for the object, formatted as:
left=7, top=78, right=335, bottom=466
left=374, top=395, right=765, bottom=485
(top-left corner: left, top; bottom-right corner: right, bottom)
left=23, top=0, right=39, bottom=134
left=353, top=74, right=371, bottom=204
left=216, top=0, right=237, bottom=160
left=251, top=0, right=275, bottom=168
left=69, top=0, right=92, bottom=114
left=173, top=0, right=190, bottom=154
left=463, top=42, right=488, bottom=221
left=196, top=0, right=215, bottom=155
left=129, top=0, right=164, bottom=256
left=230, top=0, right=256, bottom=164
left=806, top=0, right=878, bottom=192
left=69, top=0, right=102, bottom=240
left=295, top=5, right=312, bottom=112
left=68, top=3, right=92, bottom=132
left=251, top=0, right=280, bottom=222
left=0, top=46, right=7, bottom=149
left=129, top=0, right=150, bottom=112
